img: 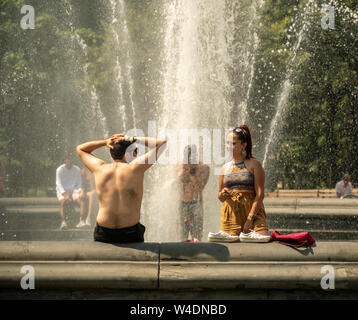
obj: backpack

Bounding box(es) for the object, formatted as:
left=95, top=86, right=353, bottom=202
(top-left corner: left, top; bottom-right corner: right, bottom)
left=271, top=230, right=315, bottom=248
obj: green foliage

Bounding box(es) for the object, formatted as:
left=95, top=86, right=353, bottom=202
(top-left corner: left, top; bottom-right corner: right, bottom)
left=0, top=0, right=357, bottom=195
left=261, top=0, right=358, bottom=189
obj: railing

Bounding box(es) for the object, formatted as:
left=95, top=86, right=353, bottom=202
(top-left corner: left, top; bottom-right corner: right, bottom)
left=265, top=188, right=358, bottom=198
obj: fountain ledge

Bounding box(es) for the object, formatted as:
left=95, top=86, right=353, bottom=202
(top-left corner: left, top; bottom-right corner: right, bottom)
left=0, top=241, right=358, bottom=296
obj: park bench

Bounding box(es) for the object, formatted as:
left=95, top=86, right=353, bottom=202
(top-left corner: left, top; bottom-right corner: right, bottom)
left=266, top=188, right=358, bottom=198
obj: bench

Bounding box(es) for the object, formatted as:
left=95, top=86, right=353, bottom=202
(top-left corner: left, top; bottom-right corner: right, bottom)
left=266, top=188, right=358, bottom=198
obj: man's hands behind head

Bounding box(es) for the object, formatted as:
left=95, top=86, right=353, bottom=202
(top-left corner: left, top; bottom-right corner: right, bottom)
left=106, top=134, right=125, bottom=149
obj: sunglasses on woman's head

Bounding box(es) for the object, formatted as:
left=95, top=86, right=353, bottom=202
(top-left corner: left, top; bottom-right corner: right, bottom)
left=229, top=127, right=246, bottom=141
left=228, top=127, right=243, bottom=133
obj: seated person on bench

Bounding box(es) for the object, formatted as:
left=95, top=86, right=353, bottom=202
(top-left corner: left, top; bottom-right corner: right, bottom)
left=56, top=155, right=85, bottom=230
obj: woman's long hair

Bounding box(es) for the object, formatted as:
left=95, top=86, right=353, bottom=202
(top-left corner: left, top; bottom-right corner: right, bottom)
left=232, top=125, right=253, bottom=160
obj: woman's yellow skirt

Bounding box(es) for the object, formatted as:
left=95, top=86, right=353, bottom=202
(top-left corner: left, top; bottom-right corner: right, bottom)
left=220, top=190, right=268, bottom=236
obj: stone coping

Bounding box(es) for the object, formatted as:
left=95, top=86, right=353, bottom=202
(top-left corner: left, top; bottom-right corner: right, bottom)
left=3, top=207, right=358, bottom=216
left=2, top=197, right=358, bottom=207
left=159, top=241, right=358, bottom=262
left=1, top=241, right=358, bottom=262
left=0, top=241, right=159, bottom=261
left=2, top=198, right=358, bottom=218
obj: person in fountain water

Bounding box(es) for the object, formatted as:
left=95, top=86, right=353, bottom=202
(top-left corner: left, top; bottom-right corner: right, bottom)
left=208, top=125, right=271, bottom=243
left=178, top=145, right=210, bottom=242
left=56, top=155, right=86, bottom=230
left=76, top=134, right=166, bottom=243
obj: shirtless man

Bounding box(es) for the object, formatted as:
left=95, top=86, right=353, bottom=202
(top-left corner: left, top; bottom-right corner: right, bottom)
left=178, top=145, right=210, bottom=242
left=76, top=134, right=166, bottom=243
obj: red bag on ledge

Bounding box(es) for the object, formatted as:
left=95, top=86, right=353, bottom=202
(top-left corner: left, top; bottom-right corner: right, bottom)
left=271, top=230, right=315, bottom=248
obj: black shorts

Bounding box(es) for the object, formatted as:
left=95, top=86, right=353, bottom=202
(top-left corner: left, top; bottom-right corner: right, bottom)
left=94, top=222, right=145, bottom=243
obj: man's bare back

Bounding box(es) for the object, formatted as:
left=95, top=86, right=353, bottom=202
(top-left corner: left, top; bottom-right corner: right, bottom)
left=76, top=134, right=166, bottom=234
left=94, top=162, right=144, bottom=228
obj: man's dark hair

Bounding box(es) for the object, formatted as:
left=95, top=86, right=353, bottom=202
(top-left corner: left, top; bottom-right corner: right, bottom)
left=64, top=154, right=74, bottom=161
left=232, top=125, right=253, bottom=160
left=110, top=140, right=135, bottom=160
left=343, top=173, right=351, bottom=181
left=183, top=144, right=198, bottom=164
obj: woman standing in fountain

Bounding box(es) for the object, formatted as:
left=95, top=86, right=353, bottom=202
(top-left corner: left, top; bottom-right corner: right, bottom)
left=208, top=125, right=271, bottom=243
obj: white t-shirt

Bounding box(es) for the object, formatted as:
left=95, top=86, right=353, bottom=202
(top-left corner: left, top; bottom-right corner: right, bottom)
left=335, top=180, right=352, bottom=197
left=56, top=164, right=82, bottom=194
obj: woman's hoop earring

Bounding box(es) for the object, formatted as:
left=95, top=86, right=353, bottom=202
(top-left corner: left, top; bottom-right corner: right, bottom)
left=241, top=149, right=247, bottom=159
